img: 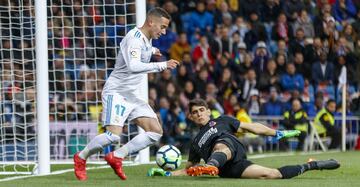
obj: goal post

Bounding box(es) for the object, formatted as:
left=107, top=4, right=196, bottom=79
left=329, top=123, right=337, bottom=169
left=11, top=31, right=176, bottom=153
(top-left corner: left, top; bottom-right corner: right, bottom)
left=35, top=0, right=50, bottom=175
left=0, top=0, right=148, bottom=175
left=135, top=0, right=150, bottom=164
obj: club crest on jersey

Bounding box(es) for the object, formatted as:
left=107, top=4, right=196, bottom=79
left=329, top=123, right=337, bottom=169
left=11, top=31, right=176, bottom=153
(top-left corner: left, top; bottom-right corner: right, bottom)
left=130, top=50, right=138, bottom=58
left=209, top=121, right=216, bottom=127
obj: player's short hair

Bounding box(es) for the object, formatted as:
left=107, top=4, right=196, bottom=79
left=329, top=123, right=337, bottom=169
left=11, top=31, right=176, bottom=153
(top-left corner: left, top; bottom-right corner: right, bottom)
left=147, top=7, right=171, bottom=20
left=189, top=99, right=209, bottom=112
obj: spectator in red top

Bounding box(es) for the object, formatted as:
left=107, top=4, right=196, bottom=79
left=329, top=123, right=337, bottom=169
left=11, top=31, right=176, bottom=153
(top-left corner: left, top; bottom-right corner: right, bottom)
left=272, top=12, right=293, bottom=42
left=192, top=35, right=215, bottom=65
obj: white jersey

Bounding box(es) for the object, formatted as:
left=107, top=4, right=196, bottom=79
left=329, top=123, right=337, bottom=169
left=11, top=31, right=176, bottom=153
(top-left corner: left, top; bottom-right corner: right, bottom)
left=103, top=27, right=167, bottom=100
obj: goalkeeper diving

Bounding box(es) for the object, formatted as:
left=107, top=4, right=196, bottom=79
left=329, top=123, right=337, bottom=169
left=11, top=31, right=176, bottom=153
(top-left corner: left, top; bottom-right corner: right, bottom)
left=148, top=99, right=340, bottom=179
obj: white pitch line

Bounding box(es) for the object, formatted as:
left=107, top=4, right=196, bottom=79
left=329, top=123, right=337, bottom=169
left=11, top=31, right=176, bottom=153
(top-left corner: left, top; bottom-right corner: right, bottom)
left=0, top=151, right=340, bottom=182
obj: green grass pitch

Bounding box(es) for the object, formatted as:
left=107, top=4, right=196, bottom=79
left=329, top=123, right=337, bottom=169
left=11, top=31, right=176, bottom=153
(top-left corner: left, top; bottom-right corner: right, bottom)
left=1, top=151, right=359, bottom=187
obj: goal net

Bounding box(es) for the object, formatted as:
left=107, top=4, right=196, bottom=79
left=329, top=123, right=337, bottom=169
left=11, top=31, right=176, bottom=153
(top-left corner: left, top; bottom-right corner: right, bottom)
left=0, top=0, right=143, bottom=174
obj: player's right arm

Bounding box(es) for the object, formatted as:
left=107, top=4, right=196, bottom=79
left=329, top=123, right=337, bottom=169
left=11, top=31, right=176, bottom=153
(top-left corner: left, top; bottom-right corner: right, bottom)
left=238, top=122, right=301, bottom=140
left=123, top=38, right=179, bottom=73
left=238, top=122, right=276, bottom=136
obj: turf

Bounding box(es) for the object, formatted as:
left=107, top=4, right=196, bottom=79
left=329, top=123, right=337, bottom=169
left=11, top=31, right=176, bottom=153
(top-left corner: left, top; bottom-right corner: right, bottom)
left=1, top=151, right=359, bottom=187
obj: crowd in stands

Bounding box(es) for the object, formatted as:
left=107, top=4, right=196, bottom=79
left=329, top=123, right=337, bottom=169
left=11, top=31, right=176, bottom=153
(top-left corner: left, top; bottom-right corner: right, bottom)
left=1, top=0, right=360, bottom=151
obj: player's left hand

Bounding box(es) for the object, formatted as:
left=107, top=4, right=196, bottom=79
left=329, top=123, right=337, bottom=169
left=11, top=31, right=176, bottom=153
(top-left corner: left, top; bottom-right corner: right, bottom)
left=153, top=48, right=162, bottom=56
left=276, top=130, right=301, bottom=140
left=147, top=168, right=171, bottom=177
left=166, top=59, right=180, bottom=69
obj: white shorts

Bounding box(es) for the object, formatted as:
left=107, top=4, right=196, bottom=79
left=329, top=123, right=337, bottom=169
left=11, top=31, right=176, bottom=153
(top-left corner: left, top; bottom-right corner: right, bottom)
left=101, top=93, right=157, bottom=127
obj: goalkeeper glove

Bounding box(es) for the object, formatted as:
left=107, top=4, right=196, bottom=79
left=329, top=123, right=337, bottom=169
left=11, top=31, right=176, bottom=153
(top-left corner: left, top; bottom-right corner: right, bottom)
left=147, top=168, right=172, bottom=177
left=275, top=130, right=301, bottom=140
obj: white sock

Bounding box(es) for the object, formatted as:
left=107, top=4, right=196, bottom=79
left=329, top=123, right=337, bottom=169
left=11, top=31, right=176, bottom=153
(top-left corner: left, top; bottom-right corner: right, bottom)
left=114, top=132, right=162, bottom=158
left=79, top=131, right=120, bottom=160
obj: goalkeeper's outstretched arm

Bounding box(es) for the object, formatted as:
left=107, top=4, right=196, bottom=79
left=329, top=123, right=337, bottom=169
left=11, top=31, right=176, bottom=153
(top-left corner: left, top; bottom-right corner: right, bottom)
left=238, top=122, right=301, bottom=140
left=238, top=122, right=276, bottom=136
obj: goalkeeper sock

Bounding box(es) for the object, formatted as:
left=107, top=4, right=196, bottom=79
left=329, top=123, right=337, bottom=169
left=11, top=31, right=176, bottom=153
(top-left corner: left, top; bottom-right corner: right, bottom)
left=207, top=152, right=227, bottom=168
left=278, top=165, right=308, bottom=179
left=114, top=132, right=162, bottom=158
left=79, top=131, right=120, bottom=159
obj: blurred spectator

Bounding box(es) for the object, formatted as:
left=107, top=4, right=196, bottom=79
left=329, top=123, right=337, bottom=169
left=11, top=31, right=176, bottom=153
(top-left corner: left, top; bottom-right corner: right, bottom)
left=223, top=93, right=240, bottom=115
left=214, top=55, right=232, bottom=81
left=244, top=11, right=268, bottom=49
left=260, top=0, right=282, bottom=23
left=340, top=24, right=357, bottom=51
left=334, top=55, right=356, bottom=85
left=282, top=0, right=305, bottom=22
left=176, top=65, right=191, bottom=88
left=333, top=0, right=357, bottom=24
left=292, top=9, right=315, bottom=39
left=282, top=99, right=309, bottom=150
left=153, top=29, right=177, bottom=59
left=302, top=78, right=316, bottom=104
left=169, top=32, right=191, bottom=62
left=239, top=69, right=258, bottom=102
left=252, top=41, right=270, bottom=74
left=355, top=58, right=360, bottom=88
left=271, top=12, right=294, bottom=42
left=307, top=92, right=325, bottom=116
left=311, top=51, right=335, bottom=85
left=293, top=52, right=311, bottom=80
left=335, top=36, right=354, bottom=57
left=165, top=82, right=179, bottom=102
left=238, top=53, right=253, bottom=75
left=351, top=10, right=360, bottom=33
left=303, top=37, right=323, bottom=63
left=322, top=16, right=339, bottom=54
left=149, top=87, right=159, bottom=111
left=162, top=0, right=182, bottom=33
left=247, top=89, right=261, bottom=115
left=281, top=63, right=305, bottom=93
left=313, top=99, right=341, bottom=149
left=274, top=39, right=289, bottom=59
left=261, top=87, right=283, bottom=116
left=185, top=1, right=214, bottom=36
left=229, top=16, right=248, bottom=41
left=239, top=0, right=261, bottom=20
left=157, top=69, right=175, bottom=96
left=216, top=26, right=234, bottom=57
left=181, top=52, right=195, bottom=76
left=289, top=28, right=306, bottom=56
left=233, top=42, right=247, bottom=64
left=214, top=1, right=234, bottom=25
left=194, top=67, right=210, bottom=97
left=179, top=80, right=200, bottom=110
left=275, top=53, right=287, bottom=75
left=258, top=59, right=281, bottom=92
left=236, top=105, right=264, bottom=154
left=192, top=35, right=215, bottom=65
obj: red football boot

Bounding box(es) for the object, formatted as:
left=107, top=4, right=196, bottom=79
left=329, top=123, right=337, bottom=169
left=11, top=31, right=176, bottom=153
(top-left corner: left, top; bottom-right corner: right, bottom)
left=187, top=165, right=219, bottom=176
left=73, top=152, right=87, bottom=181
left=105, top=152, right=127, bottom=180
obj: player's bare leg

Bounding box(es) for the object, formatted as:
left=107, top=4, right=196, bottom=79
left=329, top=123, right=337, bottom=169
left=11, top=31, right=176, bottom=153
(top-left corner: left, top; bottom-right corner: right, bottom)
left=241, top=159, right=340, bottom=179
left=241, top=164, right=282, bottom=179
left=187, top=143, right=230, bottom=176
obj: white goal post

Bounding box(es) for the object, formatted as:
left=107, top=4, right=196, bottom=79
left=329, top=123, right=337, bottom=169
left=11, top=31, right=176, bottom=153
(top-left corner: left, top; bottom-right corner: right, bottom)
left=0, top=0, right=148, bottom=175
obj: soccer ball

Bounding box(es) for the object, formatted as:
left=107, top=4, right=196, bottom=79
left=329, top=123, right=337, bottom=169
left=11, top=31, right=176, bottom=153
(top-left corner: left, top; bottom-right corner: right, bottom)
left=156, top=145, right=182, bottom=171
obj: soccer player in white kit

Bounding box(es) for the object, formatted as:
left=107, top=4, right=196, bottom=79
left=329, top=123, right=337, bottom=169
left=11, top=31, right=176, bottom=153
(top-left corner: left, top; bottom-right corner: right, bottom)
left=74, top=7, right=179, bottom=181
